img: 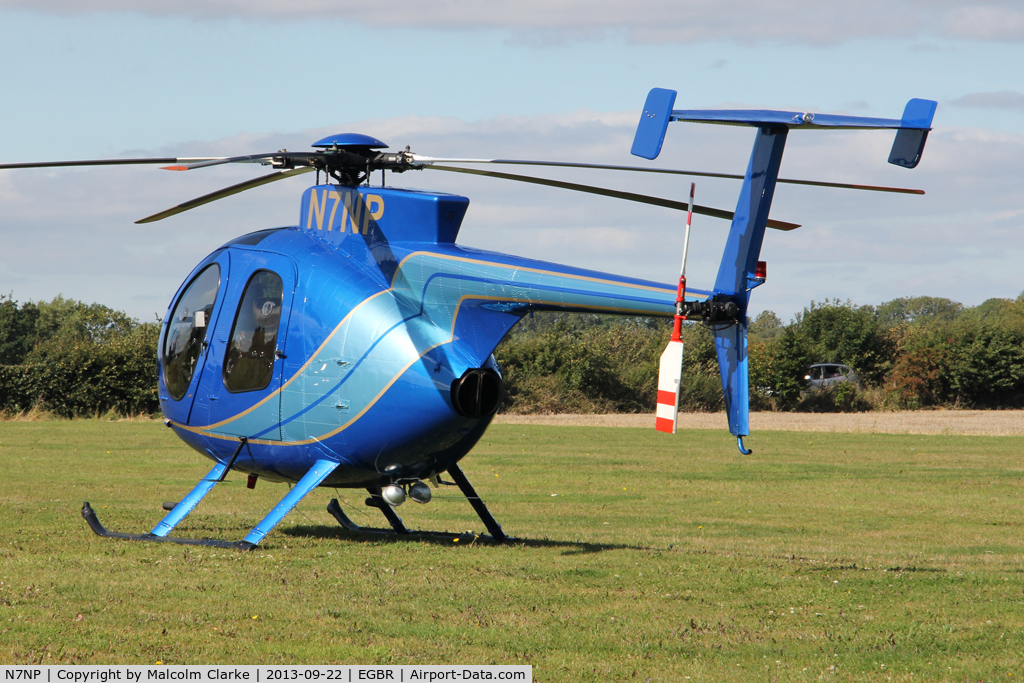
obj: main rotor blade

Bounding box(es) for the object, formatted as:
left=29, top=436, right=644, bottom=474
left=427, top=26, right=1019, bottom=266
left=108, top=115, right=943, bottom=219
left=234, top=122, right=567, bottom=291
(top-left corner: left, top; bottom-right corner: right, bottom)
left=414, top=157, right=924, bottom=195
left=424, top=165, right=801, bottom=231
left=135, top=167, right=314, bottom=224
left=0, top=157, right=219, bottom=170
left=163, top=153, right=298, bottom=171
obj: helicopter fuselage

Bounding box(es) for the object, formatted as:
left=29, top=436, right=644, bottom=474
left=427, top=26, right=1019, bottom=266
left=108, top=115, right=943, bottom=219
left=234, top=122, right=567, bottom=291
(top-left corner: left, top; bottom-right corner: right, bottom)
left=158, top=184, right=700, bottom=489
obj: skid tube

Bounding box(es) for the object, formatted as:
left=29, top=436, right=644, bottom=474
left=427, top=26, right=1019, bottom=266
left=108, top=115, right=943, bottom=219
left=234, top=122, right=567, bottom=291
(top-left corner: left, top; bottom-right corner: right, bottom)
left=81, top=502, right=256, bottom=550
left=328, top=462, right=511, bottom=543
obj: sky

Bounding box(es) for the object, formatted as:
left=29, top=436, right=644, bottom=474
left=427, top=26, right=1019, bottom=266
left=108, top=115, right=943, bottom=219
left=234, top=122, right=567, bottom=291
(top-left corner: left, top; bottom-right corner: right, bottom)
left=0, top=1, right=1021, bottom=322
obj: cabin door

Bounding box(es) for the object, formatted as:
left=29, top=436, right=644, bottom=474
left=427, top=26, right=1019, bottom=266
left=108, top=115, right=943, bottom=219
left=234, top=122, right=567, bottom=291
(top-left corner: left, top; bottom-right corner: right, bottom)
left=188, top=249, right=297, bottom=441
left=159, top=251, right=232, bottom=426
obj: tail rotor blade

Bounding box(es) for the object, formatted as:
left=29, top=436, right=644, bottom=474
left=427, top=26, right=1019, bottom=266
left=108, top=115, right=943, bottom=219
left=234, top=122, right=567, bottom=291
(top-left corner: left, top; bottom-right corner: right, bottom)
left=656, top=339, right=685, bottom=434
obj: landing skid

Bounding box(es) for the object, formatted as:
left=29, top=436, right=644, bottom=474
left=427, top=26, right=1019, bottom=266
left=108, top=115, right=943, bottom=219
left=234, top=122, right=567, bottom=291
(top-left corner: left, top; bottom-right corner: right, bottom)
left=327, top=462, right=511, bottom=543
left=326, top=499, right=509, bottom=543
left=82, top=452, right=510, bottom=548
left=82, top=454, right=340, bottom=550
left=81, top=502, right=255, bottom=550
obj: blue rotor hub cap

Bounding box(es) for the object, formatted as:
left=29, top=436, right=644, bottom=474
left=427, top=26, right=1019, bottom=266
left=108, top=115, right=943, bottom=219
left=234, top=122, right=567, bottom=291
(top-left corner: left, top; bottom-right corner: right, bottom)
left=312, top=133, right=387, bottom=149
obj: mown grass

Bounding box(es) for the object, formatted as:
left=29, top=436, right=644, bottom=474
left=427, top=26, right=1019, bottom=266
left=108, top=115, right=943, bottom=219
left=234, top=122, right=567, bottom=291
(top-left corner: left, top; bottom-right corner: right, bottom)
left=1, top=420, right=1023, bottom=681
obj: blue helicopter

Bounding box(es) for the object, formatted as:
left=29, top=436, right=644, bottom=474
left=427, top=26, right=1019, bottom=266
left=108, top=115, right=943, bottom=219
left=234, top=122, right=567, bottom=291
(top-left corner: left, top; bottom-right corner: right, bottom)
left=1, top=88, right=935, bottom=549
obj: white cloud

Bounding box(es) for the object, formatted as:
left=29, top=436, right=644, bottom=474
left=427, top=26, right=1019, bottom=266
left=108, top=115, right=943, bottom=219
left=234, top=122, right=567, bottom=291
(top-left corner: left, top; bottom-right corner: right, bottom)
left=951, top=91, right=1024, bottom=111
left=2, top=0, right=1023, bottom=45
left=942, top=5, right=1024, bottom=41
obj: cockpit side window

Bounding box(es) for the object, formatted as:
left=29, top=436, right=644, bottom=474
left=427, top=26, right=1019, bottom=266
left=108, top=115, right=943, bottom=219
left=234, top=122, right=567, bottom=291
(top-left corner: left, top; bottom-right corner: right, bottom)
left=223, top=270, right=284, bottom=393
left=164, top=264, right=221, bottom=400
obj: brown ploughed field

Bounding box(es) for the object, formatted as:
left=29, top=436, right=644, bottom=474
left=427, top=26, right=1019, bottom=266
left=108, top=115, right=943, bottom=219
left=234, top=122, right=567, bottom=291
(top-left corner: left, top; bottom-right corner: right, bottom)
left=495, top=409, right=1024, bottom=436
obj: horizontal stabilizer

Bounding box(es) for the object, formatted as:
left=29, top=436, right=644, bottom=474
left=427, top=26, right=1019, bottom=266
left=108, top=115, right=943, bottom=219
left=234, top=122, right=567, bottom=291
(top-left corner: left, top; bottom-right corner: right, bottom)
left=631, top=88, right=937, bottom=170
left=667, top=101, right=936, bottom=131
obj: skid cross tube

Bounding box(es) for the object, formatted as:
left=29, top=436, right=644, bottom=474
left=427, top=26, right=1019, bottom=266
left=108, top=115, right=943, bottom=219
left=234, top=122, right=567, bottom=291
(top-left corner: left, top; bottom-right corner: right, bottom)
left=325, top=465, right=511, bottom=543
left=242, top=459, right=339, bottom=546
left=365, top=486, right=411, bottom=533
left=151, top=437, right=250, bottom=537
left=447, top=462, right=508, bottom=542
left=150, top=460, right=229, bottom=537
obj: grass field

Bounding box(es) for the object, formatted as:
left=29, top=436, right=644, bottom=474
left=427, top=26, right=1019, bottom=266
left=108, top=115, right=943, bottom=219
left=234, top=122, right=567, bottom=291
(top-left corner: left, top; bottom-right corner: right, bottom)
left=1, top=420, right=1023, bottom=681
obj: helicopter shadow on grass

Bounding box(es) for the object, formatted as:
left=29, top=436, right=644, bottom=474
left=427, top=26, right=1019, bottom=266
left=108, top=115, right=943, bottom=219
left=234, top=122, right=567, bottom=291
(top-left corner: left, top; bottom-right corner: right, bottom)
left=280, top=523, right=650, bottom=555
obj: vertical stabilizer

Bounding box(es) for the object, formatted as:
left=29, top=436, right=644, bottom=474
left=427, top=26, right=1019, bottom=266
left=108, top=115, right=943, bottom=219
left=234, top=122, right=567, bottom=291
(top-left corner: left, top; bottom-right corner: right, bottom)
left=712, top=127, right=788, bottom=443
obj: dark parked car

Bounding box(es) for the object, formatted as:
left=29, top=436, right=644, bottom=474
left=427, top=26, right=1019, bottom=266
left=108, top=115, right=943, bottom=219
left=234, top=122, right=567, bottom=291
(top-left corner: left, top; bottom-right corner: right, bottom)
left=805, top=363, right=860, bottom=390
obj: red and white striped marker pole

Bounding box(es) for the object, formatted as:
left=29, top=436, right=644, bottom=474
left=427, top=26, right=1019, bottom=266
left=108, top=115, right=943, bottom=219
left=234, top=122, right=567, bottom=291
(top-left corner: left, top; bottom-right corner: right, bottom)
left=656, top=183, right=695, bottom=434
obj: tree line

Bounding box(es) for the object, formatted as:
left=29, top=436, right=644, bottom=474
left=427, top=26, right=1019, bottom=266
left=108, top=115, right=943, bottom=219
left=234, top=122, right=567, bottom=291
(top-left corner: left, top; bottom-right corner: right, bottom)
left=496, top=293, right=1024, bottom=413
left=1, top=292, right=1022, bottom=418
left=0, top=295, right=160, bottom=417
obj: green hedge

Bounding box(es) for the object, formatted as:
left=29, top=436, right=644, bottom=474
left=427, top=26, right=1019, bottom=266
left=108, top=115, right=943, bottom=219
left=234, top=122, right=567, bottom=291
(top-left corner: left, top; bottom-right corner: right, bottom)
left=496, top=294, right=1024, bottom=413
left=2, top=292, right=1022, bottom=418
left=0, top=296, right=160, bottom=417
left=0, top=328, right=160, bottom=417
